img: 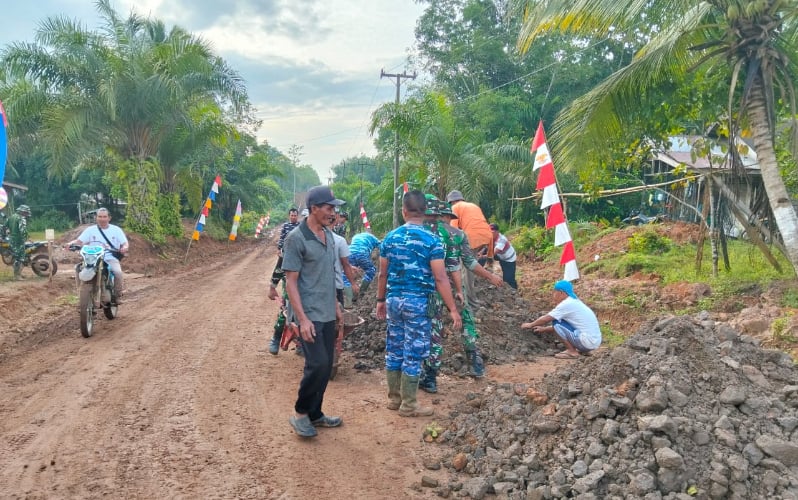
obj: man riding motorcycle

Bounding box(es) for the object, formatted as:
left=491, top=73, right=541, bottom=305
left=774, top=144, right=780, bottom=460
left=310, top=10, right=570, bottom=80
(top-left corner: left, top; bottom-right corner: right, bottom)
left=67, top=208, right=129, bottom=297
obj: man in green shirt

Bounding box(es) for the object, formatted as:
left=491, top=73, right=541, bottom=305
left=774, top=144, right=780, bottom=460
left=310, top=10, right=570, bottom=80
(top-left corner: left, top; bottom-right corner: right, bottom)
left=6, top=205, right=31, bottom=280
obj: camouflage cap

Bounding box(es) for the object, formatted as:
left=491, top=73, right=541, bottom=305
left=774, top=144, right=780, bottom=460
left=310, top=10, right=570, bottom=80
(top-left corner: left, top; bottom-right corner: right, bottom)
left=438, top=201, right=457, bottom=219
left=424, top=194, right=441, bottom=216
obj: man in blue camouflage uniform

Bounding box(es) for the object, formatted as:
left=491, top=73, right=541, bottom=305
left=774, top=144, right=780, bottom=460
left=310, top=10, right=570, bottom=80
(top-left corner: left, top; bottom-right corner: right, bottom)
left=375, top=190, right=461, bottom=417
left=268, top=207, right=301, bottom=355
left=419, top=199, right=504, bottom=393
left=342, top=231, right=380, bottom=306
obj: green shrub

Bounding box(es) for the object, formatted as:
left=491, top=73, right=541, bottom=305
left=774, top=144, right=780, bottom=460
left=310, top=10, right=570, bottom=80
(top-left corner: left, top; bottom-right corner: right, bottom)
left=627, top=229, right=672, bottom=254
left=513, top=225, right=554, bottom=258
left=27, top=209, right=74, bottom=232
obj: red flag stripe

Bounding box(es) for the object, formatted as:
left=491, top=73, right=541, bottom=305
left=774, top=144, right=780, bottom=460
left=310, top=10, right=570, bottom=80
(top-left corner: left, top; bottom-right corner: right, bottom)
left=531, top=121, right=546, bottom=151
left=560, top=241, right=576, bottom=265
left=536, top=162, right=556, bottom=190
left=546, top=202, right=566, bottom=229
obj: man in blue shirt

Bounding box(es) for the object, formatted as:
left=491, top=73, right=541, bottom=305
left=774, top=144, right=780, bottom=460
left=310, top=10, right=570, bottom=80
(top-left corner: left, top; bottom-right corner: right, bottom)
left=375, top=190, right=462, bottom=417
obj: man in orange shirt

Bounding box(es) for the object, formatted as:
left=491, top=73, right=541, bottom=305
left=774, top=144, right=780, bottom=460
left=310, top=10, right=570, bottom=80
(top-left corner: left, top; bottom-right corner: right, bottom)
left=446, top=190, right=494, bottom=309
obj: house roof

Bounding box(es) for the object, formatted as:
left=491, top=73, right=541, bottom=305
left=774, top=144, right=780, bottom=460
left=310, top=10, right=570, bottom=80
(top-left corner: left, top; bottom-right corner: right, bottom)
left=654, top=135, right=759, bottom=172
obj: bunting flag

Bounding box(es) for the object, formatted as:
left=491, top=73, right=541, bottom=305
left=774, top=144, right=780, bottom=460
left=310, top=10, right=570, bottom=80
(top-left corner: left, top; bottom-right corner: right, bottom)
left=0, top=100, right=8, bottom=185
left=193, top=175, right=222, bottom=241
left=403, top=181, right=408, bottom=193
left=229, top=199, right=242, bottom=241
left=359, top=203, right=372, bottom=232
left=531, top=121, right=579, bottom=281
left=255, top=216, right=267, bottom=238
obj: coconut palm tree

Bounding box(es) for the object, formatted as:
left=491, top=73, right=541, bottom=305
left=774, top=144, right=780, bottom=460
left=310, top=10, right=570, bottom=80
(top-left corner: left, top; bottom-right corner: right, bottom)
left=512, top=0, right=798, bottom=275
left=1, top=0, right=250, bottom=237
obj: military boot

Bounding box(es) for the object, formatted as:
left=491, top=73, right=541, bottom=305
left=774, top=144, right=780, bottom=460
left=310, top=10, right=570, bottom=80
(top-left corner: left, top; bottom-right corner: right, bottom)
left=466, top=349, right=485, bottom=378
left=398, top=373, right=434, bottom=417
left=418, top=365, right=438, bottom=394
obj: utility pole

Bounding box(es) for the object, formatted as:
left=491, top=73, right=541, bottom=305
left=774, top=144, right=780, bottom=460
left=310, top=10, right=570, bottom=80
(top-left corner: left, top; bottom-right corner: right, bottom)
left=380, top=68, right=416, bottom=228
left=288, top=144, right=303, bottom=208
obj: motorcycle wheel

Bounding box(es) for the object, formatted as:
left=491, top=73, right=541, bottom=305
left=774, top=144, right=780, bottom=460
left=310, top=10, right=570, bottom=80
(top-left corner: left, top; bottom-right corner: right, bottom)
left=79, top=283, right=95, bottom=338
left=31, top=255, right=57, bottom=277
left=1, top=253, right=12, bottom=266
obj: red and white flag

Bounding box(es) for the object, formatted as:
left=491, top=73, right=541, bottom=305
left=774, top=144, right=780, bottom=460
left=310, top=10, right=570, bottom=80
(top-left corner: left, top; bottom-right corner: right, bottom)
left=360, top=203, right=372, bottom=232
left=531, top=121, right=579, bottom=281
left=255, top=216, right=267, bottom=238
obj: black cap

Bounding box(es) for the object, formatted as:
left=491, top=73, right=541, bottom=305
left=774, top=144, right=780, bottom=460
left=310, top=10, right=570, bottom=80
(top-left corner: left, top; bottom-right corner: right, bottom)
left=306, top=186, right=346, bottom=207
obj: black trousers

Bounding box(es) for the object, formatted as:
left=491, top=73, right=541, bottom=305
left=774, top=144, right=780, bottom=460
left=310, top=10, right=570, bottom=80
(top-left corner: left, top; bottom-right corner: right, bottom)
left=294, top=320, right=337, bottom=420
left=499, top=260, right=518, bottom=289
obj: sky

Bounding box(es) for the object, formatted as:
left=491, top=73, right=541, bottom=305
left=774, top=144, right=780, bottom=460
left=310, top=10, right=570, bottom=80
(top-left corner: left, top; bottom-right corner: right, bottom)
left=0, top=0, right=427, bottom=181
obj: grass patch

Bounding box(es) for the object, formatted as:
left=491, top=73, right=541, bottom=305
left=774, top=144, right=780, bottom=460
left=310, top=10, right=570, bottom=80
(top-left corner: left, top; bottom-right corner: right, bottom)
left=601, top=324, right=626, bottom=347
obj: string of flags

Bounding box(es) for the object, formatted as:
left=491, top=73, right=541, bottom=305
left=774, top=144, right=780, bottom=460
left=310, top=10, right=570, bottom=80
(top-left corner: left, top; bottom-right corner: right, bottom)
left=359, top=203, right=371, bottom=232
left=192, top=175, right=222, bottom=241
left=531, top=121, right=579, bottom=281
left=255, top=213, right=270, bottom=238
left=228, top=199, right=242, bottom=241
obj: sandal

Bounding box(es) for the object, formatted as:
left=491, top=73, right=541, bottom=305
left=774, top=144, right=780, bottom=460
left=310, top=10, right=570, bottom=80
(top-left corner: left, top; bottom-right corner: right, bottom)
left=554, top=351, right=580, bottom=359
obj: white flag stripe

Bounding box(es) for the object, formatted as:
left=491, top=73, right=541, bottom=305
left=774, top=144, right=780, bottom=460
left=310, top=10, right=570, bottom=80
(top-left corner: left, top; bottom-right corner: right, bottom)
left=563, top=260, right=580, bottom=281
left=554, top=223, right=572, bottom=246
left=541, top=185, right=560, bottom=208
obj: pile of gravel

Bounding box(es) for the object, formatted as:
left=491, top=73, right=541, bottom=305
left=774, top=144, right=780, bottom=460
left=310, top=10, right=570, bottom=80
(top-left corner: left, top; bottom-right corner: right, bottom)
left=342, top=279, right=559, bottom=375
left=433, top=314, right=798, bottom=499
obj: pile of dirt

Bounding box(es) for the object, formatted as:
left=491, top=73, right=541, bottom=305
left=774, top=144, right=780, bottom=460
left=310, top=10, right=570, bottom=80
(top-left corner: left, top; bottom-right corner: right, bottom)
left=342, top=277, right=561, bottom=377
left=430, top=315, right=798, bottom=498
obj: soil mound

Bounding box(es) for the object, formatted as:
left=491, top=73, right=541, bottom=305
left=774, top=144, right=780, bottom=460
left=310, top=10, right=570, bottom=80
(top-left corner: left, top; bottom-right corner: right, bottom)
left=342, top=277, right=560, bottom=376
left=434, top=314, right=798, bottom=498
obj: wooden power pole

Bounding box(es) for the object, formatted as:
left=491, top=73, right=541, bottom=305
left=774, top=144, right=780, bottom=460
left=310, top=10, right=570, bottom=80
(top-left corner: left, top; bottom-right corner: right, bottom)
left=380, top=69, right=416, bottom=228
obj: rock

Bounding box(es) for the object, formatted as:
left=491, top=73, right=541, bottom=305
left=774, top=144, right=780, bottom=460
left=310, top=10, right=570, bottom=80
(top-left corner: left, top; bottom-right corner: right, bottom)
left=718, top=386, right=747, bottom=405
left=636, top=387, right=669, bottom=412
left=648, top=415, right=678, bottom=438
left=532, top=419, right=560, bottom=433
left=421, top=476, right=439, bottom=488
left=572, top=470, right=604, bottom=494
left=742, top=443, right=764, bottom=466
left=742, top=365, right=772, bottom=389
left=755, top=435, right=798, bottom=466
left=655, top=447, right=684, bottom=470
left=492, top=482, right=515, bottom=495
left=628, top=470, right=656, bottom=495
left=452, top=453, right=468, bottom=471
left=571, top=460, right=588, bottom=477
left=526, top=388, right=548, bottom=405
left=461, top=477, right=490, bottom=499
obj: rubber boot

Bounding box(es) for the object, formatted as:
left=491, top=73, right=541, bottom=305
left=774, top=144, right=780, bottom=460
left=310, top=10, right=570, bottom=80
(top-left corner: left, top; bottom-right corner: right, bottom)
left=268, top=330, right=281, bottom=355
left=419, top=365, right=438, bottom=394
left=467, top=349, right=485, bottom=378
left=343, top=286, right=354, bottom=309
left=13, top=262, right=23, bottom=281
left=352, top=279, right=370, bottom=303
left=398, top=373, right=434, bottom=417
left=386, top=370, right=402, bottom=410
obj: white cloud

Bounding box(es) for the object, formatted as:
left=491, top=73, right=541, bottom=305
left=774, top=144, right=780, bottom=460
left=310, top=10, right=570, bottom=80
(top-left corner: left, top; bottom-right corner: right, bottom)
left=2, top=0, right=425, bottom=180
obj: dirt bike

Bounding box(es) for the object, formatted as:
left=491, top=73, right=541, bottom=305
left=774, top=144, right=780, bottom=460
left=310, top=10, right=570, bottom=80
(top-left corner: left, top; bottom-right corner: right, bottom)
left=622, top=209, right=669, bottom=226
left=0, top=239, right=58, bottom=277
left=69, top=244, right=118, bottom=338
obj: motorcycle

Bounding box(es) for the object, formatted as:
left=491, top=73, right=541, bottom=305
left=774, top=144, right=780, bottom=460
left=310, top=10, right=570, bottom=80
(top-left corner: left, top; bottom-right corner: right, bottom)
left=69, top=244, right=119, bottom=337
left=0, top=239, right=58, bottom=277
left=622, top=209, right=669, bottom=226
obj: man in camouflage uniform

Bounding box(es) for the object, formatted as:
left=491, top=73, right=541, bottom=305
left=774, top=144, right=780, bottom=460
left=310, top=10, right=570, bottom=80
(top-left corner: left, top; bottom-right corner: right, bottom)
left=7, top=205, right=31, bottom=280
left=375, top=190, right=461, bottom=417
left=420, top=199, right=503, bottom=393
left=267, top=207, right=301, bottom=355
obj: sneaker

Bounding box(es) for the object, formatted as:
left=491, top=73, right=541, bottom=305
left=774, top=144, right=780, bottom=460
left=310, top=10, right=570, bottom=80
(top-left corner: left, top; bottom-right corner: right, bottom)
left=289, top=415, right=318, bottom=438
left=268, top=335, right=280, bottom=355
left=311, top=415, right=343, bottom=428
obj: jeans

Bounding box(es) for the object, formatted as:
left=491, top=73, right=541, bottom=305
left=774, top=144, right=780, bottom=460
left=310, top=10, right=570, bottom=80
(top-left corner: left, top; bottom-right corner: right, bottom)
left=294, top=320, right=337, bottom=420
left=499, top=259, right=517, bottom=289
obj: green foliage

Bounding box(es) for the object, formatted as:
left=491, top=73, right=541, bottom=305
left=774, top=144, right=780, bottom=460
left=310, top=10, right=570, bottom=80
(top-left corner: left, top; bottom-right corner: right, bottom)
left=512, top=225, right=553, bottom=257
left=157, top=193, right=183, bottom=238
left=239, top=211, right=262, bottom=235
left=27, top=209, right=73, bottom=232
left=600, top=324, right=625, bottom=348
left=781, top=289, right=798, bottom=308
left=118, top=159, right=164, bottom=244
left=610, top=253, right=661, bottom=277
left=627, top=230, right=672, bottom=254
left=771, top=313, right=797, bottom=343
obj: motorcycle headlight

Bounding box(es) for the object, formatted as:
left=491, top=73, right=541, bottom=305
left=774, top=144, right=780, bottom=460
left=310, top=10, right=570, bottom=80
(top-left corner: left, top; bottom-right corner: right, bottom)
left=78, top=268, right=97, bottom=281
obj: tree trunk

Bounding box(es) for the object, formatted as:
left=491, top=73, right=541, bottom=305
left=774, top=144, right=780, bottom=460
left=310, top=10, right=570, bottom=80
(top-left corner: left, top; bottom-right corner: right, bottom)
left=747, top=78, right=798, bottom=276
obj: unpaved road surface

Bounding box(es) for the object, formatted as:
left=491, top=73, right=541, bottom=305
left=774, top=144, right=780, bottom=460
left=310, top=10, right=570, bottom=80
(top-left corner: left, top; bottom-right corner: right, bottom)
left=0, top=247, right=554, bottom=499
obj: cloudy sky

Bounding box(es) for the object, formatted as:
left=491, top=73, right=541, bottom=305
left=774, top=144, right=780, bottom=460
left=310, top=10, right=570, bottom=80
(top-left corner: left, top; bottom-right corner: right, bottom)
left=0, top=0, right=427, bottom=181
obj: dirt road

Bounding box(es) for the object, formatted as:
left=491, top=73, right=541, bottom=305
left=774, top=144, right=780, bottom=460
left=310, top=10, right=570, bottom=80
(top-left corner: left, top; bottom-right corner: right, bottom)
left=0, top=247, right=554, bottom=499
